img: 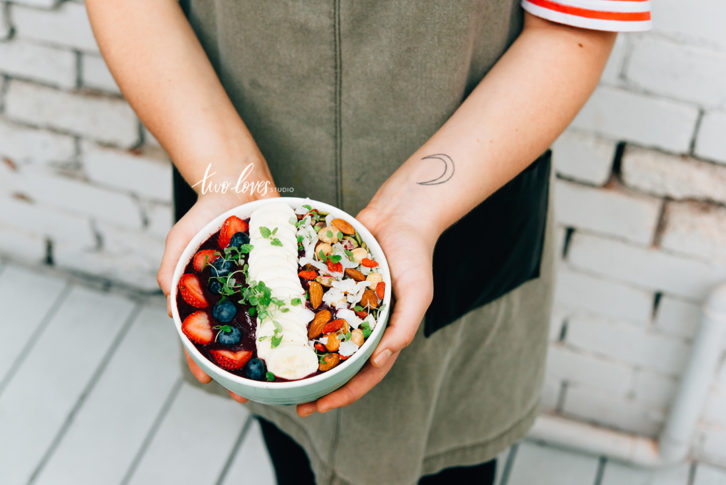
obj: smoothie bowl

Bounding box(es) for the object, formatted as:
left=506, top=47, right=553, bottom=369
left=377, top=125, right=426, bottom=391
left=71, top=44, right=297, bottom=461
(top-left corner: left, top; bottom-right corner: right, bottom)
left=170, top=197, right=391, bottom=405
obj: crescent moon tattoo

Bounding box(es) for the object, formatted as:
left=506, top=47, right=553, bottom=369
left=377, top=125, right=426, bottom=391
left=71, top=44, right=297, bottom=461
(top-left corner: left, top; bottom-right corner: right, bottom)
left=416, top=153, right=455, bottom=185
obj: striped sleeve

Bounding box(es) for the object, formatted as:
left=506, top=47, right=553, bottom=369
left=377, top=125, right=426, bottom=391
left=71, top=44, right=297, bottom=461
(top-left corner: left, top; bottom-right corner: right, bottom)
left=521, top=0, right=652, bottom=32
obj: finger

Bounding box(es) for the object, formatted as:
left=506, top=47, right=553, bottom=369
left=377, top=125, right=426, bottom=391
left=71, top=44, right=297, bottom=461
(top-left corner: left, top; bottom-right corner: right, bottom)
left=167, top=295, right=172, bottom=318
left=184, top=349, right=212, bottom=384
left=371, top=272, right=431, bottom=367
left=157, top=219, right=195, bottom=297
left=297, top=401, right=317, bottom=418
left=228, top=390, right=248, bottom=404
left=315, top=352, right=399, bottom=413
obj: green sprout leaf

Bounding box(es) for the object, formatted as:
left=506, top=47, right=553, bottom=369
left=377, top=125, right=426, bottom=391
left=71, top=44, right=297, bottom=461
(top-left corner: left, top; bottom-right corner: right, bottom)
left=266, top=371, right=276, bottom=381
left=270, top=238, right=283, bottom=247
left=259, top=226, right=271, bottom=238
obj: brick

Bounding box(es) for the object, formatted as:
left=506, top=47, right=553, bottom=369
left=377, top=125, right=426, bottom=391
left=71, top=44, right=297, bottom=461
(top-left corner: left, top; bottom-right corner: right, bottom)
left=81, top=54, right=121, bottom=94
left=549, top=306, right=565, bottom=342
left=555, top=266, right=653, bottom=324
left=566, top=315, right=691, bottom=376
left=9, top=0, right=60, bottom=8
left=0, top=223, right=47, bottom=263
left=12, top=2, right=99, bottom=52
left=693, top=463, right=726, bottom=485
left=703, top=386, right=726, bottom=427
left=655, top=295, right=702, bottom=339
left=8, top=166, right=143, bottom=229
left=626, top=37, right=726, bottom=108
left=552, top=130, right=616, bottom=186
left=555, top=179, right=661, bottom=245
left=601, top=461, right=691, bottom=485
left=568, top=232, right=726, bottom=300
left=661, top=201, right=726, bottom=262
left=547, top=344, right=633, bottom=396
left=540, top=376, right=561, bottom=413
left=81, top=142, right=172, bottom=202
left=572, top=86, right=699, bottom=153
left=5, top=80, right=138, bottom=147
left=54, top=223, right=164, bottom=291
left=622, top=147, right=726, bottom=205
left=651, top=0, right=726, bottom=51
left=0, top=39, right=75, bottom=88
left=562, top=384, right=665, bottom=436
left=699, top=427, right=726, bottom=465
left=0, top=117, right=76, bottom=164
left=0, top=4, right=10, bottom=40
left=0, top=196, right=95, bottom=247
left=695, top=111, right=726, bottom=165
left=631, top=369, right=679, bottom=408
left=555, top=225, right=566, bottom=258
left=141, top=201, right=173, bottom=239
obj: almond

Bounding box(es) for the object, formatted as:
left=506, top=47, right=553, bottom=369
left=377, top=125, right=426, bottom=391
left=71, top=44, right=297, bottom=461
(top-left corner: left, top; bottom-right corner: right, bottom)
left=324, top=332, right=340, bottom=352
left=308, top=309, right=331, bottom=339
left=308, top=281, right=324, bottom=309
left=319, top=353, right=340, bottom=372
left=345, top=268, right=366, bottom=282
left=331, top=218, right=355, bottom=235
left=360, top=288, right=379, bottom=309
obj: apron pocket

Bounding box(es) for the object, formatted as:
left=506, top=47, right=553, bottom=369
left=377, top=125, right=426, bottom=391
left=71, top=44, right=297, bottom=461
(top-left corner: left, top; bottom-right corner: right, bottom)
left=423, top=150, right=551, bottom=338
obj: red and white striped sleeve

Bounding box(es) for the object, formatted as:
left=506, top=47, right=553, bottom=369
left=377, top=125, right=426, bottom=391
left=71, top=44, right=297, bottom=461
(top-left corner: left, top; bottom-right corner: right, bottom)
left=521, top=0, right=652, bottom=32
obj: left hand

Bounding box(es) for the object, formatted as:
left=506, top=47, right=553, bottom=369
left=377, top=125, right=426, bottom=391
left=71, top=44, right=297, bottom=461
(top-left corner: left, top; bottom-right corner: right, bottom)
left=294, top=204, right=436, bottom=417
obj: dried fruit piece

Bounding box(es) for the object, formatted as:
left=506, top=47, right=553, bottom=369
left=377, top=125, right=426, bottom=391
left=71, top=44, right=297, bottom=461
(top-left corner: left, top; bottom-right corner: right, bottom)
left=308, top=281, right=324, bottom=309
left=308, top=309, right=331, bottom=339
left=376, top=281, right=386, bottom=300
left=331, top=218, right=355, bottom=235
left=354, top=309, right=368, bottom=319
left=316, top=275, right=334, bottom=287
left=319, top=353, right=340, bottom=371
left=351, top=248, right=368, bottom=263
left=298, top=270, right=318, bottom=279
left=361, top=258, right=379, bottom=268
left=366, top=272, right=383, bottom=289
left=327, top=260, right=343, bottom=273
left=314, top=342, right=326, bottom=352
left=360, top=288, right=379, bottom=309
left=345, top=268, right=366, bottom=282
left=322, top=318, right=345, bottom=334
left=324, top=332, right=340, bottom=352
left=351, top=328, right=365, bottom=346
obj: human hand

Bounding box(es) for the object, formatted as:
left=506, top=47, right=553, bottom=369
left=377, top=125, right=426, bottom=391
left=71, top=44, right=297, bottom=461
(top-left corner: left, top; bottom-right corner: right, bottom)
left=296, top=204, right=437, bottom=417
left=159, top=190, right=278, bottom=393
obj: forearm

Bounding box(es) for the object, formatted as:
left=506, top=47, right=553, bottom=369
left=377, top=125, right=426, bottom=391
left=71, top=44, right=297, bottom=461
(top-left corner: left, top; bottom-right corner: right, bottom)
left=368, top=13, right=616, bottom=241
left=86, top=0, right=272, bottom=198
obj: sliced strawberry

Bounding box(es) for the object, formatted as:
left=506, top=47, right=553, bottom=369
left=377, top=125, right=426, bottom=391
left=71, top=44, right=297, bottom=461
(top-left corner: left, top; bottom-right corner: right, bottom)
left=193, top=249, right=221, bottom=273
left=219, top=216, right=248, bottom=249
left=181, top=311, right=214, bottom=344
left=209, top=349, right=253, bottom=370
left=179, top=273, right=209, bottom=308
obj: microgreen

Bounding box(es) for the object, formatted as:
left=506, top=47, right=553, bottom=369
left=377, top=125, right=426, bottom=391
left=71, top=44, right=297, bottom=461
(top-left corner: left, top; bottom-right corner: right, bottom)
left=270, top=238, right=283, bottom=247
left=303, top=204, right=312, bottom=210
left=259, top=226, right=271, bottom=238
left=354, top=305, right=364, bottom=311
left=266, top=371, right=276, bottom=381
left=326, top=230, right=333, bottom=238
left=291, top=298, right=301, bottom=306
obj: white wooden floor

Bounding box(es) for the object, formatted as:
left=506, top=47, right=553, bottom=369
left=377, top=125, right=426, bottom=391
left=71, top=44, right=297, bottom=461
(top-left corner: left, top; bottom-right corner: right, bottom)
left=1, top=260, right=725, bottom=485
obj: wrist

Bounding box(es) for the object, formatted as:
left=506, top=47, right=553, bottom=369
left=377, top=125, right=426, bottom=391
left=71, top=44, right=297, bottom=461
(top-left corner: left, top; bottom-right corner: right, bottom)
left=188, top=154, right=278, bottom=201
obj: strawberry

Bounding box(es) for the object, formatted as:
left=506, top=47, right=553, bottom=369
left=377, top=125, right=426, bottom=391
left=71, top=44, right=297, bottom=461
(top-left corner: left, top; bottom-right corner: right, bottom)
left=181, top=311, right=214, bottom=344
left=193, top=249, right=221, bottom=273
left=218, top=216, right=248, bottom=249
left=209, top=349, right=253, bottom=370
left=361, top=258, right=378, bottom=268
left=298, top=270, right=318, bottom=279
left=179, top=273, right=209, bottom=308
left=322, top=319, right=345, bottom=334
left=376, top=281, right=386, bottom=300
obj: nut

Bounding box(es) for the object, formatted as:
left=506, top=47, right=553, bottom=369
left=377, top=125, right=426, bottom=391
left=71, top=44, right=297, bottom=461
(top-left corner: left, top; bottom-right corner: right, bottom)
left=345, top=268, right=366, bottom=282
left=360, top=288, right=379, bottom=309
left=331, top=218, right=355, bottom=235
left=315, top=242, right=333, bottom=259
left=316, top=275, right=334, bottom=287
left=351, top=328, right=365, bottom=346
left=308, top=281, right=324, bottom=309
left=308, top=309, right=331, bottom=339
left=318, top=226, right=340, bottom=244
left=351, top=248, right=368, bottom=263
left=324, top=332, right=340, bottom=352
left=366, top=271, right=383, bottom=289
left=318, top=353, right=340, bottom=372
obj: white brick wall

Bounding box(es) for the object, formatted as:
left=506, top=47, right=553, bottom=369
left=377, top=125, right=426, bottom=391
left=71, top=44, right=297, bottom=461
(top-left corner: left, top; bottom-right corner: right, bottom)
left=0, top=0, right=725, bottom=469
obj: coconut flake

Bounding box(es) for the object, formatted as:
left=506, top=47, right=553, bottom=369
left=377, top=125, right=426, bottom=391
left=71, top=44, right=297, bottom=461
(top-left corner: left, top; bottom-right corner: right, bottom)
left=339, top=340, right=359, bottom=357
left=363, top=313, right=376, bottom=330
left=335, top=308, right=363, bottom=329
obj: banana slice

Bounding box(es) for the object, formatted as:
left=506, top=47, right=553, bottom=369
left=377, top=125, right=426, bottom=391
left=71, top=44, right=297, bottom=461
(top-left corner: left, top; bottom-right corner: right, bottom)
left=262, top=343, right=319, bottom=380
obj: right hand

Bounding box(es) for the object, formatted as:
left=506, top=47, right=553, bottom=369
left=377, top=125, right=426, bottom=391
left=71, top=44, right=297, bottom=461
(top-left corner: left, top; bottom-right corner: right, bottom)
left=157, top=191, right=278, bottom=392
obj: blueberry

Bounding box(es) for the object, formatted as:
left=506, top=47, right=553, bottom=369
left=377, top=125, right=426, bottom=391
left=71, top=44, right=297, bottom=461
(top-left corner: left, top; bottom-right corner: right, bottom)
left=210, top=258, right=234, bottom=277
left=244, top=357, right=267, bottom=381
left=212, top=299, right=237, bottom=323
left=216, top=325, right=242, bottom=346
left=208, top=279, right=223, bottom=295
left=229, top=231, right=250, bottom=248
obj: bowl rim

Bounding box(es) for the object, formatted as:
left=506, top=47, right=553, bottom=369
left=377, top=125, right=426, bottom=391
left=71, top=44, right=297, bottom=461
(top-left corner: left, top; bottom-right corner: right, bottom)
left=170, top=196, right=392, bottom=391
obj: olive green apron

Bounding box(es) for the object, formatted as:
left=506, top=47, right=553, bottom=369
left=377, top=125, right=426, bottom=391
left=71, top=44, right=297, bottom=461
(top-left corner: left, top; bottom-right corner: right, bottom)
left=176, top=1, right=555, bottom=483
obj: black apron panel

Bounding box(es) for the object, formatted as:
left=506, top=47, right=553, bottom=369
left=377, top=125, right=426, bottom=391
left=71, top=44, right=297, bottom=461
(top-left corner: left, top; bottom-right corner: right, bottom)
left=172, top=165, right=197, bottom=223
left=423, top=150, right=552, bottom=338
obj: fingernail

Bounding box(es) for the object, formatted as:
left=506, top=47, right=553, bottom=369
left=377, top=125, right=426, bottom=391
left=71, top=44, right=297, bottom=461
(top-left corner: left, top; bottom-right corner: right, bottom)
left=372, top=349, right=391, bottom=367
left=299, top=406, right=315, bottom=417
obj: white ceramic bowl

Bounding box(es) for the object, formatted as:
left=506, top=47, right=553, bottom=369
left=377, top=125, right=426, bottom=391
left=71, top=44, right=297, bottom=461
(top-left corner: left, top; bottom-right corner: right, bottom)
left=170, top=197, right=391, bottom=405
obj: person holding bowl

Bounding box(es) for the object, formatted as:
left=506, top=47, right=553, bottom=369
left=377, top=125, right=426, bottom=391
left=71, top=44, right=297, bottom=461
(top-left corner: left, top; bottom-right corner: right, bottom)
left=86, top=1, right=651, bottom=483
